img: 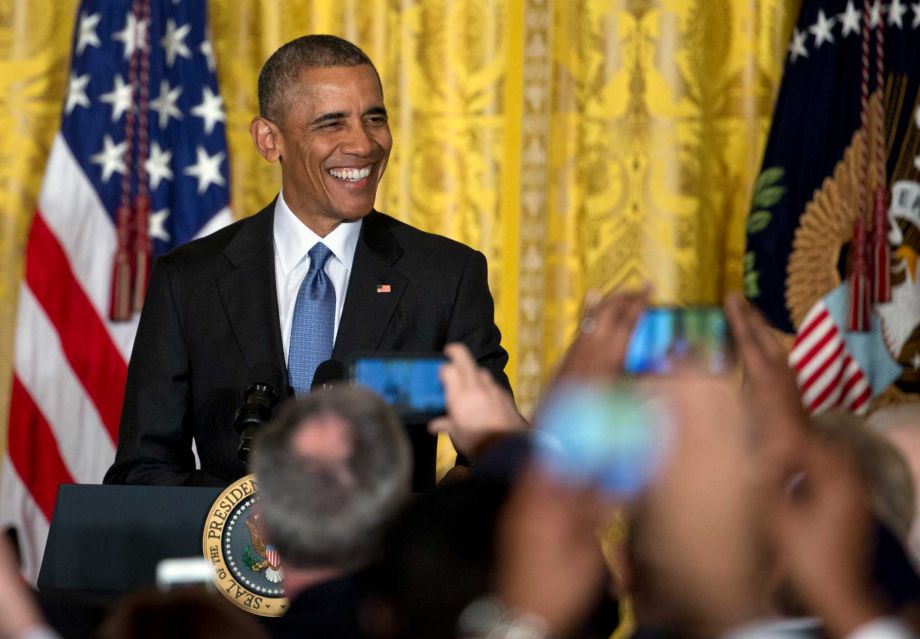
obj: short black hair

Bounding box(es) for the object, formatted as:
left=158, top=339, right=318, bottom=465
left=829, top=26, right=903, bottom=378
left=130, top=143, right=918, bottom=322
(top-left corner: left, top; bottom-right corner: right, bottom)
left=257, top=34, right=379, bottom=124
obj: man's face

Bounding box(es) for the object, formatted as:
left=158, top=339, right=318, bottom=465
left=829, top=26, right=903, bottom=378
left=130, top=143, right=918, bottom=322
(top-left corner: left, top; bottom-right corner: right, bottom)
left=274, top=64, right=391, bottom=234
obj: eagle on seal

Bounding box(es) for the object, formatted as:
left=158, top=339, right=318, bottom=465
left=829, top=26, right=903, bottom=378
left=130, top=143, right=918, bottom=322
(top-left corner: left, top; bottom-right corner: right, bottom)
left=244, top=513, right=283, bottom=584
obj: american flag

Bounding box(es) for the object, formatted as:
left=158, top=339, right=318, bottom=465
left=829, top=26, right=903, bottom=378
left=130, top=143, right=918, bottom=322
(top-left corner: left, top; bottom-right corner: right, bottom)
left=0, top=0, right=231, bottom=582
left=265, top=544, right=280, bottom=570
left=790, top=284, right=901, bottom=415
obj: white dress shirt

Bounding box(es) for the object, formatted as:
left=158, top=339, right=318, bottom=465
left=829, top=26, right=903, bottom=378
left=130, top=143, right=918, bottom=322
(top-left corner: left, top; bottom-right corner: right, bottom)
left=273, top=192, right=362, bottom=361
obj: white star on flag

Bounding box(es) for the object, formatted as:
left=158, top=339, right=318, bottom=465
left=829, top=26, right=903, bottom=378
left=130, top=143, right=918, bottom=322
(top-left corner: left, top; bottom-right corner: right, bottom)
left=65, top=73, right=91, bottom=114
left=161, top=19, right=192, bottom=67
left=113, top=12, right=148, bottom=60
left=90, top=135, right=127, bottom=183
left=149, top=209, right=172, bottom=242
left=840, top=1, right=862, bottom=36
left=76, top=11, right=101, bottom=55
left=810, top=9, right=836, bottom=47
left=184, top=146, right=226, bottom=193
left=145, top=142, right=174, bottom=189
left=99, top=75, right=133, bottom=122
left=789, top=27, right=809, bottom=62
left=200, top=39, right=216, bottom=72
left=191, top=87, right=225, bottom=135
left=869, top=1, right=886, bottom=28
left=912, top=1, right=920, bottom=27
left=150, top=80, right=183, bottom=129
left=889, top=0, right=908, bottom=26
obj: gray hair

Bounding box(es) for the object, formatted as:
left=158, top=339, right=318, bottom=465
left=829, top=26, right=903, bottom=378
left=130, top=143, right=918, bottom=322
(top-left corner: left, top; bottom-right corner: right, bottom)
left=257, top=34, right=379, bottom=125
left=250, top=386, right=411, bottom=571
left=811, top=410, right=916, bottom=543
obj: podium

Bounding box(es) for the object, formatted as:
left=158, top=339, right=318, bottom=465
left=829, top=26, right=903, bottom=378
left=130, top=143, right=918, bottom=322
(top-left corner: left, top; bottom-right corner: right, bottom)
left=38, top=484, right=222, bottom=597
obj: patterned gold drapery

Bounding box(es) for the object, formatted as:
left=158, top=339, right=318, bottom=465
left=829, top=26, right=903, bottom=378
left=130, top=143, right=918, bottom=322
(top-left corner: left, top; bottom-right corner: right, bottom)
left=0, top=1, right=799, bottom=449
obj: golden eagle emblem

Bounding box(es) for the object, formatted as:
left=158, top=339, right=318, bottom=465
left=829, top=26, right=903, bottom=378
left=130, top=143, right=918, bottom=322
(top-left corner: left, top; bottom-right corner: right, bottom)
left=243, top=513, right=283, bottom=584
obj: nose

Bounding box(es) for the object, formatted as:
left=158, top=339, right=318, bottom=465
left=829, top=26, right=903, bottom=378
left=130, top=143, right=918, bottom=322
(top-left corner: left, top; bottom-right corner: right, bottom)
left=341, top=122, right=375, bottom=156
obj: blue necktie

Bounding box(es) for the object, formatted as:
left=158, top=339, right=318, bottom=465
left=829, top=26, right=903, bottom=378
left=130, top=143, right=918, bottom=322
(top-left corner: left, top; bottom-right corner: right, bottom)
left=288, top=243, right=336, bottom=394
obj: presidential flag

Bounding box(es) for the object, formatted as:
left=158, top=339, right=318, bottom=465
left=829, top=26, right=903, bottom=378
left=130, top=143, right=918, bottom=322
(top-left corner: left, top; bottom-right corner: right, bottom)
left=744, top=0, right=920, bottom=410
left=0, top=0, right=232, bottom=581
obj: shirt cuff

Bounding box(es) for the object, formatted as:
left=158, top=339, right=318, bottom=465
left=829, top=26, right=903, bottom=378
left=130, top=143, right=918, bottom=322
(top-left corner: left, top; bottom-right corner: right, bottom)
left=846, top=618, right=916, bottom=639
left=17, top=625, right=62, bottom=639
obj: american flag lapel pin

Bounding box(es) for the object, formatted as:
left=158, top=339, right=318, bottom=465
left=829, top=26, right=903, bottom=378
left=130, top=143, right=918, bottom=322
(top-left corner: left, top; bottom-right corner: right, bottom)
left=376, top=283, right=392, bottom=294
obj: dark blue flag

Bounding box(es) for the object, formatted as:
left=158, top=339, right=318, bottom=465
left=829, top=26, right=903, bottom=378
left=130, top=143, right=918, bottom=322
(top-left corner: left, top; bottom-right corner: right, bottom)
left=745, top=0, right=920, bottom=401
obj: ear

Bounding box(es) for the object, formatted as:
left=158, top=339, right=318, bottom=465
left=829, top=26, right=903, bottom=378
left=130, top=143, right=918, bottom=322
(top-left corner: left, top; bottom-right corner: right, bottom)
left=250, top=116, right=283, bottom=163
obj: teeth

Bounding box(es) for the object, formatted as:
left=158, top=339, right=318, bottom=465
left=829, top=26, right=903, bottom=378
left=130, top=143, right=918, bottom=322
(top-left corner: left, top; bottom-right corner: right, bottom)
left=328, top=167, right=372, bottom=181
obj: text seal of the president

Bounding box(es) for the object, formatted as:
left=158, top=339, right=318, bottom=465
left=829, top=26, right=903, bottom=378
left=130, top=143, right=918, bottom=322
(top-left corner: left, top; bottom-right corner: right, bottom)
left=203, top=474, right=288, bottom=617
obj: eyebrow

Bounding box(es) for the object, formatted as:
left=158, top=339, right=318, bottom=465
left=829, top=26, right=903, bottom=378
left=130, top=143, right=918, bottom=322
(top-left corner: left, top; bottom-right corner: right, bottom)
left=309, top=106, right=388, bottom=127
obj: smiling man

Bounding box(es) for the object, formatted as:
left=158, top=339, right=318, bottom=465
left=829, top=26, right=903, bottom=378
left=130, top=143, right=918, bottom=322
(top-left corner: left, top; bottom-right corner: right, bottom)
left=104, top=35, right=510, bottom=488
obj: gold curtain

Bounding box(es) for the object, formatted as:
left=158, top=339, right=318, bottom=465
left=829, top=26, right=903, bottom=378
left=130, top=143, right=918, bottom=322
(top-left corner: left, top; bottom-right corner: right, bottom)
left=0, top=0, right=799, bottom=454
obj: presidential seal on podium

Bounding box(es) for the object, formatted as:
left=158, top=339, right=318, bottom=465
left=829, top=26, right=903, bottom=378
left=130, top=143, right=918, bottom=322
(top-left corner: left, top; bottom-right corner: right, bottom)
left=203, top=474, right=288, bottom=617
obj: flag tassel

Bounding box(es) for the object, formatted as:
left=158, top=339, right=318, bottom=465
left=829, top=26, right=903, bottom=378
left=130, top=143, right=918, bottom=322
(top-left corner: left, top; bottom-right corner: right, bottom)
left=133, top=194, right=151, bottom=312
left=110, top=202, right=135, bottom=321
left=871, top=186, right=891, bottom=304
left=847, top=218, right=872, bottom=332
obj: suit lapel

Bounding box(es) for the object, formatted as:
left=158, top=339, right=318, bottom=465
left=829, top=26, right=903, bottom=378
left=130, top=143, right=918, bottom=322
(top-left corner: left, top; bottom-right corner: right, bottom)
left=333, top=211, right=407, bottom=360
left=217, top=203, right=289, bottom=389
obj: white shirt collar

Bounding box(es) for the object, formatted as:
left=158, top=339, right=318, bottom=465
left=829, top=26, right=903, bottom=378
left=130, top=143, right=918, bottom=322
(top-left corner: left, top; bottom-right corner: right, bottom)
left=272, top=191, right=363, bottom=276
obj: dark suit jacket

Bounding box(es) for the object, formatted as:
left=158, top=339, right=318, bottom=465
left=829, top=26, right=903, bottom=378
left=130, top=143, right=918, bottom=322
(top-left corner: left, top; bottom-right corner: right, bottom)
left=261, top=573, right=368, bottom=639
left=103, top=203, right=509, bottom=486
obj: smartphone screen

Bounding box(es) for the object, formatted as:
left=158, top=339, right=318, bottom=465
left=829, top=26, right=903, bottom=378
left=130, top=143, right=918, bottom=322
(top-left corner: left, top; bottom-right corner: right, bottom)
left=624, top=306, right=733, bottom=374
left=533, top=383, right=672, bottom=497
left=349, top=355, right=447, bottom=419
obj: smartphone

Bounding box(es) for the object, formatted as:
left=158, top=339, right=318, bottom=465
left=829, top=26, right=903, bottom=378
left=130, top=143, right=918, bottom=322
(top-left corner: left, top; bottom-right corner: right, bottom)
left=624, top=306, right=734, bottom=374
left=533, top=383, right=672, bottom=497
left=348, top=354, right=447, bottom=420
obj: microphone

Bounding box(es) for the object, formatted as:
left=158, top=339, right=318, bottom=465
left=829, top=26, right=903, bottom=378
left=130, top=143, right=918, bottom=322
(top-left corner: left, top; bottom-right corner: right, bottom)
left=311, top=359, right=345, bottom=391
left=234, top=361, right=282, bottom=462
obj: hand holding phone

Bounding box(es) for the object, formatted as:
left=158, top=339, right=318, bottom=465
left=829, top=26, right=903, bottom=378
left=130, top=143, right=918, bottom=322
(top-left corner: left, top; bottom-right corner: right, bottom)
left=624, top=306, right=735, bottom=375
left=428, top=343, right=527, bottom=459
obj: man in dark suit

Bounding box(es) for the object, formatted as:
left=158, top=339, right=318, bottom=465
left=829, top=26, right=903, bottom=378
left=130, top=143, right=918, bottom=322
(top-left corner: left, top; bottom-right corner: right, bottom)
left=104, top=34, right=509, bottom=487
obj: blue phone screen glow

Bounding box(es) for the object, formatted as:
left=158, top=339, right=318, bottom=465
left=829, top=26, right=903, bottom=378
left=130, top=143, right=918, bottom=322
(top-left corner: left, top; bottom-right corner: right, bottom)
left=352, top=358, right=446, bottom=414
left=624, top=307, right=732, bottom=374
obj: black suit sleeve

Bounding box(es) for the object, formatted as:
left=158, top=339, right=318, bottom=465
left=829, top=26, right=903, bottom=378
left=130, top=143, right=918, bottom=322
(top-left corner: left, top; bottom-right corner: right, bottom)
left=103, top=257, right=225, bottom=487
left=445, top=249, right=511, bottom=393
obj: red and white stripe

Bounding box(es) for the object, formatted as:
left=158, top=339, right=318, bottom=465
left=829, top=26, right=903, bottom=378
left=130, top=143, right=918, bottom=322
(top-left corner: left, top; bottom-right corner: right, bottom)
left=790, top=301, right=872, bottom=417
left=0, top=134, right=230, bottom=582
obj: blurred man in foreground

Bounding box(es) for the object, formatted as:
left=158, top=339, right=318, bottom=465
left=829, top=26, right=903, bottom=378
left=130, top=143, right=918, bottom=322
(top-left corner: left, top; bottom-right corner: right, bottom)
left=251, top=386, right=412, bottom=639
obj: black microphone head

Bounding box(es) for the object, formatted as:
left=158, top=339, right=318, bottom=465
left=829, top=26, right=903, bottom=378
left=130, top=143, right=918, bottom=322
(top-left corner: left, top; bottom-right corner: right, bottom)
left=311, top=359, right=345, bottom=390
left=247, top=360, right=282, bottom=396
left=235, top=361, right=283, bottom=462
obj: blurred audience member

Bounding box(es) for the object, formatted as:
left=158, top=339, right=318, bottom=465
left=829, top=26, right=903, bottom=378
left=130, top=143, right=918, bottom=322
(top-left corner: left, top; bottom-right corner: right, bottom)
left=96, top=588, right=268, bottom=639
left=369, top=474, right=619, bottom=639
left=443, top=288, right=920, bottom=639
left=0, top=536, right=57, bottom=639
left=870, top=404, right=920, bottom=563
left=250, top=387, right=412, bottom=639
left=489, top=466, right=618, bottom=639
left=773, top=433, right=916, bottom=639
left=811, top=411, right=915, bottom=550
left=369, top=477, right=511, bottom=639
